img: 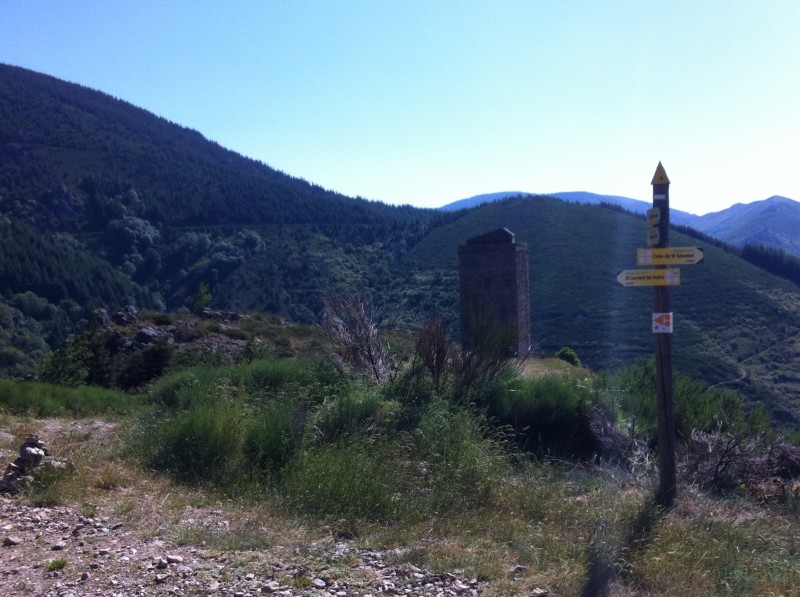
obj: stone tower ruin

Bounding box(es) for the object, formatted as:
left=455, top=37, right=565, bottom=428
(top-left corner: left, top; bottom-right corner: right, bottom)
left=458, top=228, right=530, bottom=356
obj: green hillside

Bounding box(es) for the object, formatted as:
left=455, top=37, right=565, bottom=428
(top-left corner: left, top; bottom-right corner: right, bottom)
left=0, top=64, right=434, bottom=229
left=403, top=195, right=800, bottom=424
left=3, top=63, right=800, bottom=426
left=0, top=63, right=446, bottom=357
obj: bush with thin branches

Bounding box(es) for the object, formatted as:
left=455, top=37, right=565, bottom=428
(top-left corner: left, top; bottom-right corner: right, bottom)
left=322, top=294, right=394, bottom=383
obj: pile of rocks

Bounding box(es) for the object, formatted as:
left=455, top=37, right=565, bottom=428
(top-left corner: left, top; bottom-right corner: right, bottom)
left=0, top=434, right=52, bottom=495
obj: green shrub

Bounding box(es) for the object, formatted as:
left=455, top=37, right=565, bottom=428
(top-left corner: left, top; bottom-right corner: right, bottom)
left=150, top=398, right=245, bottom=484
left=452, top=367, right=516, bottom=410
left=384, top=361, right=436, bottom=407
left=273, top=337, right=295, bottom=359
left=140, top=359, right=352, bottom=486
left=243, top=359, right=314, bottom=395
left=147, top=366, right=227, bottom=410
left=203, top=321, right=222, bottom=334
left=309, top=389, right=397, bottom=444
left=222, top=327, right=250, bottom=341
left=192, top=282, right=212, bottom=315
left=555, top=346, right=581, bottom=367
left=674, top=378, right=767, bottom=437
left=143, top=311, right=174, bottom=325
left=489, top=375, right=595, bottom=456
left=47, top=559, right=68, bottom=571
left=604, top=358, right=764, bottom=440
left=243, top=400, right=299, bottom=479
left=36, top=340, right=90, bottom=386
left=382, top=361, right=437, bottom=429
left=117, top=341, right=173, bottom=390
left=410, top=401, right=508, bottom=513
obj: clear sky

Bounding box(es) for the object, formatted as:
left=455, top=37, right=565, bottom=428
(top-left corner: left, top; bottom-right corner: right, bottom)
left=1, top=1, right=798, bottom=215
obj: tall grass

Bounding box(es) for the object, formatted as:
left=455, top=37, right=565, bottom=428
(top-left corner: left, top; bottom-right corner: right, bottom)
left=149, top=397, right=246, bottom=484
left=408, top=400, right=509, bottom=513
left=243, top=399, right=299, bottom=479
left=133, top=356, right=514, bottom=522
left=0, top=379, right=141, bottom=417
left=243, top=358, right=317, bottom=394
left=147, top=366, right=226, bottom=410
left=308, top=387, right=397, bottom=444
left=282, top=401, right=509, bottom=522
left=282, top=437, right=402, bottom=521
left=148, top=358, right=341, bottom=410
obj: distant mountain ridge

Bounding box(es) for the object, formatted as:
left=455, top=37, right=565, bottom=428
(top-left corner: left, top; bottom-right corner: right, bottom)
left=441, top=192, right=800, bottom=256
left=691, top=196, right=800, bottom=256
left=440, top=191, right=698, bottom=225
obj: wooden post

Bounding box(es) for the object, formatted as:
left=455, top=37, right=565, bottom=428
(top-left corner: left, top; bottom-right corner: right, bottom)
left=651, top=162, right=677, bottom=507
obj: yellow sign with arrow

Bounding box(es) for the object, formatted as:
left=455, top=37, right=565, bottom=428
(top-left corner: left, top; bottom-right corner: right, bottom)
left=636, top=247, right=704, bottom=266
left=617, top=268, right=681, bottom=287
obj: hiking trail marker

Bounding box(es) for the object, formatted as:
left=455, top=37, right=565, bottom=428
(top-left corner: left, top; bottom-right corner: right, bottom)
left=652, top=312, right=673, bottom=333
left=649, top=161, right=677, bottom=507
left=617, top=268, right=680, bottom=287
left=637, top=247, right=704, bottom=266
left=614, top=162, right=707, bottom=509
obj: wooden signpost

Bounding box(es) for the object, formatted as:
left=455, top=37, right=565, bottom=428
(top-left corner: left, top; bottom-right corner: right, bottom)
left=616, top=162, right=704, bottom=507
left=651, top=162, right=677, bottom=507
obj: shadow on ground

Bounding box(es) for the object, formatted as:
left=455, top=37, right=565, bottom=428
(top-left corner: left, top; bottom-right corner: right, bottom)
left=580, top=496, right=668, bottom=597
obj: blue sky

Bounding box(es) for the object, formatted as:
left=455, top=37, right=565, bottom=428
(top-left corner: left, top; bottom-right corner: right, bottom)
left=1, top=1, right=798, bottom=214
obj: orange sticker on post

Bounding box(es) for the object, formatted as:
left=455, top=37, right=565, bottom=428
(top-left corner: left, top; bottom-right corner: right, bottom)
left=652, top=312, right=673, bottom=334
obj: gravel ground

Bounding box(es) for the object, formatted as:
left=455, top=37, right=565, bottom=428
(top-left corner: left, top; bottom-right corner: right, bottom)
left=0, top=420, right=491, bottom=597
left=1, top=494, right=485, bottom=596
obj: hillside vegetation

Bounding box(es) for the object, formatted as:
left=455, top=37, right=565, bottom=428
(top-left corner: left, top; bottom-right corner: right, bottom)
left=3, top=62, right=800, bottom=427
left=0, top=63, right=446, bottom=364
left=3, top=318, right=800, bottom=596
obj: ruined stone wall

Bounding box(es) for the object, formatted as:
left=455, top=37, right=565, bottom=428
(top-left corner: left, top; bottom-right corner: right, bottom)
left=458, top=231, right=530, bottom=356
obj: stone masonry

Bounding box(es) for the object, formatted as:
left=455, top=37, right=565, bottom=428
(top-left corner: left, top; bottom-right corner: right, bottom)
left=458, top=228, right=531, bottom=356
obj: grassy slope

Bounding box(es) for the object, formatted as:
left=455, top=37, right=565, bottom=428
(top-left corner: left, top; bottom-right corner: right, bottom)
left=4, top=353, right=800, bottom=596
left=404, top=195, right=800, bottom=423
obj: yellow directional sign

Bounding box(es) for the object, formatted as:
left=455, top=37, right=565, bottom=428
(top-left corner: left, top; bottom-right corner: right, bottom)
left=617, top=268, right=681, bottom=287
left=647, top=207, right=661, bottom=225
left=647, top=226, right=660, bottom=246
left=637, top=247, right=704, bottom=266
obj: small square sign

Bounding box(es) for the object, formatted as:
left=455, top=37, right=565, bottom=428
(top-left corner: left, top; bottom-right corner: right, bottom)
left=652, top=312, right=673, bottom=334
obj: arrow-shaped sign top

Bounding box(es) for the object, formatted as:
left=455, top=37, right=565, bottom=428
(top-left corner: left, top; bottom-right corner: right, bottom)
left=637, top=247, right=704, bottom=266
left=617, top=268, right=681, bottom=287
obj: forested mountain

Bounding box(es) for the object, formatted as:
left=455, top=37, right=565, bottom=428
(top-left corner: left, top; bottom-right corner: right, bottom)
left=440, top=191, right=698, bottom=225
left=0, top=63, right=447, bottom=373
left=4, top=63, right=800, bottom=427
